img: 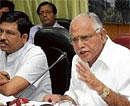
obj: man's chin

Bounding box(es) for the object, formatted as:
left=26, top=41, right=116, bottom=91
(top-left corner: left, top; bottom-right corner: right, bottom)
left=79, top=55, right=90, bottom=63
left=0, top=47, right=8, bottom=52
left=43, top=22, right=53, bottom=27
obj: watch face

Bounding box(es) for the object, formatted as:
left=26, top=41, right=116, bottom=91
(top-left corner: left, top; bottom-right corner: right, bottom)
left=101, top=87, right=110, bottom=98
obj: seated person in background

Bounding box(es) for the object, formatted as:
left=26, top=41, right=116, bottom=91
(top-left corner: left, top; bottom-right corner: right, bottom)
left=29, top=1, right=64, bottom=43
left=0, top=11, right=51, bottom=101
left=0, top=0, right=15, bottom=18
left=43, top=12, right=130, bottom=106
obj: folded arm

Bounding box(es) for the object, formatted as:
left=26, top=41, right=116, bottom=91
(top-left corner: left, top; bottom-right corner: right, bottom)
left=0, top=75, right=29, bottom=96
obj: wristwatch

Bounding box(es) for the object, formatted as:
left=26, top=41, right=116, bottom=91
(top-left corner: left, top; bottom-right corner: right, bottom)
left=100, top=86, right=110, bottom=98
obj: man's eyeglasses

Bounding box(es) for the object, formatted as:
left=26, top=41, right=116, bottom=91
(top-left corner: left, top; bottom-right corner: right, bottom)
left=71, top=28, right=101, bottom=44
left=0, top=28, right=18, bottom=38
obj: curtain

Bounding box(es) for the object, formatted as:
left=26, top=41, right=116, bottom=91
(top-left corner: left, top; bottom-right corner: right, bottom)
left=12, top=0, right=88, bottom=24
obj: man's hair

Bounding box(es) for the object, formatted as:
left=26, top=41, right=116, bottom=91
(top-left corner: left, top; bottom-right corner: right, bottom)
left=37, top=1, right=57, bottom=15
left=69, top=12, right=103, bottom=33
left=0, top=0, right=15, bottom=11
left=0, top=11, right=33, bottom=36
left=87, top=12, right=103, bottom=30
left=71, top=12, right=103, bottom=31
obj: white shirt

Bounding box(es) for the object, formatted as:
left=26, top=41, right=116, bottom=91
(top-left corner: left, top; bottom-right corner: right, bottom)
left=0, top=42, right=52, bottom=101
left=28, top=22, right=64, bottom=43
left=65, top=37, right=130, bottom=106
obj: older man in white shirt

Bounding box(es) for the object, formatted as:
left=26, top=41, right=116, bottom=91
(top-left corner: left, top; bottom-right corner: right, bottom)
left=43, top=12, right=130, bottom=106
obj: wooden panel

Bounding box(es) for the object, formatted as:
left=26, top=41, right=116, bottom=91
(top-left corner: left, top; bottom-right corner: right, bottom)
left=103, top=23, right=130, bottom=40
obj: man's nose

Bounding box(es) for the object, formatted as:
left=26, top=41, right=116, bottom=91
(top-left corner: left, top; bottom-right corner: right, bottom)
left=78, top=39, right=85, bottom=48
left=43, top=12, right=47, bottom=17
left=0, top=32, right=6, bottom=40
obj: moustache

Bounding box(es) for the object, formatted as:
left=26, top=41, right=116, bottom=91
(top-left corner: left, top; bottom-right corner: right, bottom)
left=0, top=40, right=8, bottom=45
left=77, top=48, right=88, bottom=53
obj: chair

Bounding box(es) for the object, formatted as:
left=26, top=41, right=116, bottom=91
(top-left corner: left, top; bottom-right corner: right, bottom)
left=34, top=27, right=75, bottom=94
left=56, top=18, right=71, bottom=30
left=113, top=33, right=130, bottom=49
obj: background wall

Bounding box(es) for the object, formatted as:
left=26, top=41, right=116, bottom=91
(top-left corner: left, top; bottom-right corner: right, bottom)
left=104, top=23, right=130, bottom=39
left=12, top=0, right=130, bottom=39
left=12, top=0, right=88, bottom=24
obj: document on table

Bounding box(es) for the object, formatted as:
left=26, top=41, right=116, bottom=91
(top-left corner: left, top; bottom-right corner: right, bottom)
left=0, top=94, right=75, bottom=106
left=0, top=94, right=15, bottom=105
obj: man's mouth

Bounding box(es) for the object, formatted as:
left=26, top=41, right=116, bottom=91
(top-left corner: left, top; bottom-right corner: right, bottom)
left=79, top=50, right=88, bottom=55
left=0, top=43, right=7, bottom=48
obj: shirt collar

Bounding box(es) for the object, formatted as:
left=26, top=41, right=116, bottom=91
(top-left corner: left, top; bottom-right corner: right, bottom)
left=53, top=21, right=59, bottom=27
left=40, top=21, right=62, bottom=28
left=5, top=42, right=31, bottom=58
left=94, top=36, right=116, bottom=69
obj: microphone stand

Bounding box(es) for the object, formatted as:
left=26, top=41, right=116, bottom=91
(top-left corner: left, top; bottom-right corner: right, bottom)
left=18, top=52, right=67, bottom=98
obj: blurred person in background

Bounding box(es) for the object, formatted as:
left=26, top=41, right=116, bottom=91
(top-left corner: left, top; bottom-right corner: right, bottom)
left=29, top=1, right=64, bottom=43
left=0, top=0, right=14, bottom=18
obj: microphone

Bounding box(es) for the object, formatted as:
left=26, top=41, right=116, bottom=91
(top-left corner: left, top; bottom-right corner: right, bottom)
left=16, top=51, right=67, bottom=98
left=32, top=51, right=67, bottom=85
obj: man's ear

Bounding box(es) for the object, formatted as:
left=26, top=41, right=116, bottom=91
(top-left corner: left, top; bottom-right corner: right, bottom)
left=100, top=28, right=107, bottom=44
left=22, top=33, right=28, bottom=43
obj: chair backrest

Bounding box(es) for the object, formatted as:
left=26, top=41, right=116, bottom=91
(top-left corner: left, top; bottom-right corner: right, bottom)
left=34, top=27, right=75, bottom=94
left=56, top=18, right=71, bottom=30
left=113, top=33, right=130, bottom=49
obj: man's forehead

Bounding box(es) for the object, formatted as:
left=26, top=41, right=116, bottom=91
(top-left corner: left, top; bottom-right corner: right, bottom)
left=71, top=16, right=93, bottom=28
left=0, top=22, right=18, bottom=29
left=72, top=19, right=93, bottom=30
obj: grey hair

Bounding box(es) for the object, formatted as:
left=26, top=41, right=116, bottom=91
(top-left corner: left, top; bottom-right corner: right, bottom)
left=71, top=12, right=103, bottom=31
left=87, top=12, right=103, bottom=30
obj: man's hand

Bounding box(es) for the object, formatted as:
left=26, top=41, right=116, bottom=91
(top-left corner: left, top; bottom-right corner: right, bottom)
left=43, top=94, right=77, bottom=105
left=0, top=71, right=10, bottom=85
left=76, top=60, right=130, bottom=106
left=43, top=94, right=62, bottom=104
left=0, top=71, right=10, bottom=80
left=76, top=61, right=104, bottom=93
left=0, top=79, right=9, bottom=85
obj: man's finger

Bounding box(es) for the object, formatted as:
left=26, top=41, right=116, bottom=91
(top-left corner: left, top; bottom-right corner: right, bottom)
left=0, top=79, right=9, bottom=85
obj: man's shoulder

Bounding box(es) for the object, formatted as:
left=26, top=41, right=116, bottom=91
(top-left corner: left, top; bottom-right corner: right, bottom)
left=23, top=43, right=45, bottom=56
left=30, top=24, right=42, bottom=30
left=53, top=22, right=64, bottom=28
left=28, top=43, right=43, bottom=52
